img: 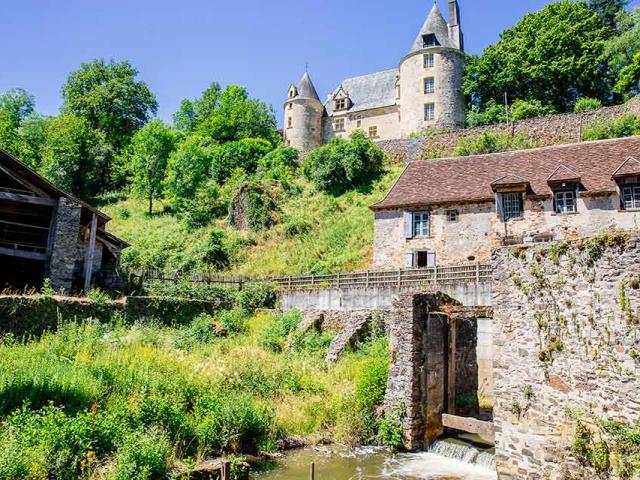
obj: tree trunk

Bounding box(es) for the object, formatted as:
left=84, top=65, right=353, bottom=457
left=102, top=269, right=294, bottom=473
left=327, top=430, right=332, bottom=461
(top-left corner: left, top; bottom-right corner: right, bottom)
left=149, top=196, right=153, bottom=216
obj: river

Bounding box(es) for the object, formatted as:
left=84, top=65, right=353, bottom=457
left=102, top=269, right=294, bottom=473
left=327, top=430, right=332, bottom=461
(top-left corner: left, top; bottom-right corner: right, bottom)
left=253, top=438, right=496, bottom=480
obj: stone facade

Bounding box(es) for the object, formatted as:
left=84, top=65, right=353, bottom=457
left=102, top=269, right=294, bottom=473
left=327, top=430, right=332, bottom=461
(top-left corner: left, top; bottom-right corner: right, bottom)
left=283, top=96, right=324, bottom=153
left=47, top=197, right=82, bottom=293
left=492, top=234, right=640, bottom=479
left=373, top=193, right=640, bottom=270
left=323, top=105, right=401, bottom=144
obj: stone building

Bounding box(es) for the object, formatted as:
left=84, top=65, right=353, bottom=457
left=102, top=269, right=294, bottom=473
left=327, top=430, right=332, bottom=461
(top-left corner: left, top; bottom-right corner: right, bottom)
left=0, top=149, right=128, bottom=293
left=283, top=0, right=465, bottom=153
left=371, top=136, right=640, bottom=269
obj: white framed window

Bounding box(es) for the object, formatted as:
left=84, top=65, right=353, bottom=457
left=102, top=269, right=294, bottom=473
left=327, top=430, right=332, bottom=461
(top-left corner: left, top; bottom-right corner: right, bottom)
left=368, top=126, right=378, bottom=138
left=424, top=54, right=434, bottom=68
left=554, top=190, right=576, bottom=214
left=424, top=78, right=435, bottom=94
left=424, top=103, right=435, bottom=121
left=622, top=185, right=640, bottom=210
left=416, top=250, right=437, bottom=268
left=413, top=212, right=430, bottom=237
left=501, top=192, right=524, bottom=219
left=333, top=118, right=345, bottom=131
left=447, top=209, right=459, bottom=223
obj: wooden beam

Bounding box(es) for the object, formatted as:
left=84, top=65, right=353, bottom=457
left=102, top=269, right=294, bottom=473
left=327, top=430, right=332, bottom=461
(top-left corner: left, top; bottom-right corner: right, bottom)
left=0, top=163, right=49, bottom=197
left=83, top=214, right=98, bottom=292
left=0, top=191, right=56, bottom=206
left=442, top=414, right=495, bottom=445
left=0, top=246, right=47, bottom=261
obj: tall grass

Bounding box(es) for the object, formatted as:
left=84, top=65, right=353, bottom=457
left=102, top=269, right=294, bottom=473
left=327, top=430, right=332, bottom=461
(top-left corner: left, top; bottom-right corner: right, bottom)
left=0, top=311, right=390, bottom=478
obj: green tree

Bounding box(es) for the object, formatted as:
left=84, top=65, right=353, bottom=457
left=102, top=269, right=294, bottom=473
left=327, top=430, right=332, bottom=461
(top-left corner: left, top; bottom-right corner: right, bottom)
left=464, top=1, right=612, bottom=113
left=589, top=0, right=629, bottom=29
left=174, top=84, right=278, bottom=144
left=40, top=115, right=111, bottom=198
left=0, top=111, right=19, bottom=157
left=615, top=51, right=640, bottom=97
left=210, top=138, right=273, bottom=184
left=303, top=131, right=383, bottom=194
left=164, top=135, right=216, bottom=206
left=126, top=120, right=177, bottom=215
left=61, top=59, right=158, bottom=151
left=0, top=88, right=35, bottom=126
left=15, top=114, right=49, bottom=169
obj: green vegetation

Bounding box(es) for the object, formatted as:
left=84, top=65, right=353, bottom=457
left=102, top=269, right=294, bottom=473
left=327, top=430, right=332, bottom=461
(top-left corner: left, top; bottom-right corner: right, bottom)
left=0, top=303, right=391, bottom=479
left=581, top=112, right=640, bottom=140
left=574, top=97, right=603, bottom=112
left=454, top=132, right=539, bottom=157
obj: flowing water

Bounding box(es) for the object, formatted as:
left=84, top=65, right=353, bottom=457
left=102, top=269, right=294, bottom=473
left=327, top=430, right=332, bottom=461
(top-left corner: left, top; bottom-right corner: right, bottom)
left=253, top=438, right=496, bottom=480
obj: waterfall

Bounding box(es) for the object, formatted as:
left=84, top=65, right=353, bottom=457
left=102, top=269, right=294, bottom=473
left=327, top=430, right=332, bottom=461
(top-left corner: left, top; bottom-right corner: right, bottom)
left=428, top=438, right=495, bottom=469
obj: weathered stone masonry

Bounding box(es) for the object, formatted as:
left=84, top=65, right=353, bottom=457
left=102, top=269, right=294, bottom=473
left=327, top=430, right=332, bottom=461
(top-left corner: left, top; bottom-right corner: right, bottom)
left=492, top=234, right=640, bottom=479
left=47, top=198, right=82, bottom=292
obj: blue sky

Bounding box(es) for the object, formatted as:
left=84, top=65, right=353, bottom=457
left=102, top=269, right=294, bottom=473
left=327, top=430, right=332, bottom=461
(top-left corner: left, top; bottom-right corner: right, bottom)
left=0, top=0, right=625, bottom=126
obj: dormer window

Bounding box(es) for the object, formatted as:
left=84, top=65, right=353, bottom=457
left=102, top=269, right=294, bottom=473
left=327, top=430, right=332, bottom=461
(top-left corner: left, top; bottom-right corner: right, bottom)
left=335, top=98, right=347, bottom=111
left=422, top=34, right=438, bottom=48
left=288, top=86, right=298, bottom=99
left=554, top=190, right=577, bottom=214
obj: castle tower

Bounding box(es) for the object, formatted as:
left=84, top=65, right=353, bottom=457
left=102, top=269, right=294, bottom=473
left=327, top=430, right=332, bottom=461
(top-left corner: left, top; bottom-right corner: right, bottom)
left=398, top=0, right=465, bottom=135
left=283, top=72, right=324, bottom=153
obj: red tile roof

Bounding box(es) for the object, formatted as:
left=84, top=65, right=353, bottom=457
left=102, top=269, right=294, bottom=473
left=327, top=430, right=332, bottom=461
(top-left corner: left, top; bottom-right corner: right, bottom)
left=371, top=136, right=640, bottom=210
left=612, top=156, right=640, bottom=178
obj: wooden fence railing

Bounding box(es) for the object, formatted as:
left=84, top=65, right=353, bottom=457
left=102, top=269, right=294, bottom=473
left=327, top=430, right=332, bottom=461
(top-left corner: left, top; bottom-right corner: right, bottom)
left=133, top=262, right=492, bottom=291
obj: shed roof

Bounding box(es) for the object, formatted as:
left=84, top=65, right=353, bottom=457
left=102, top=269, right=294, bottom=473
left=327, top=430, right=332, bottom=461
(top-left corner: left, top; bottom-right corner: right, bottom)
left=371, top=136, right=640, bottom=210
left=325, top=69, right=398, bottom=116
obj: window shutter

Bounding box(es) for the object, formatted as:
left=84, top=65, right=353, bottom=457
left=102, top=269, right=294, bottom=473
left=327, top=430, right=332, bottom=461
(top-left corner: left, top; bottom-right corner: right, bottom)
left=427, top=251, right=437, bottom=268
left=495, top=193, right=504, bottom=219
left=403, top=211, right=414, bottom=239
left=405, top=251, right=415, bottom=268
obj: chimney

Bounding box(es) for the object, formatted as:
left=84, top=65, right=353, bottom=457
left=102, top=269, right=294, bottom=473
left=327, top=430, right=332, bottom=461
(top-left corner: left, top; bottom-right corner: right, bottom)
left=448, top=0, right=464, bottom=51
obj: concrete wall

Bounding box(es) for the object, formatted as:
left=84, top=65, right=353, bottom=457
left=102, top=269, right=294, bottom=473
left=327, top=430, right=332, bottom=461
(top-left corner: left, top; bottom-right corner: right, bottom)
left=477, top=318, right=494, bottom=410
left=373, top=194, right=640, bottom=269
left=398, top=48, right=465, bottom=135
left=323, top=105, right=401, bottom=143
left=280, top=282, right=492, bottom=310
left=492, top=234, right=640, bottom=479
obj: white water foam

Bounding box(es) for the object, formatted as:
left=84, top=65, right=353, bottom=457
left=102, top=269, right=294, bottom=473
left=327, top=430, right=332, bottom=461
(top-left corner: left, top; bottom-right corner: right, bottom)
left=386, top=451, right=496, bottom=480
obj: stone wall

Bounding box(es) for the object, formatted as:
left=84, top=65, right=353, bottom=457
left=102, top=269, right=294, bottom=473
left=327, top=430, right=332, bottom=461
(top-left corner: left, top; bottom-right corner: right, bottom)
left=378, top=96, right=640, bottom=164
left=47, top=197, right=82, bottom=293
left=492, top=232, right=640, bottom=479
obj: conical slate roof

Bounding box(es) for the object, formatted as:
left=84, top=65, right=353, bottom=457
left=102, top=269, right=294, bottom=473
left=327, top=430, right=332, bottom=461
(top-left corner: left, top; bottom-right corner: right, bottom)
left=297, top=72, right=320, bottom=101
left=409, top=3, right=453, bottom=53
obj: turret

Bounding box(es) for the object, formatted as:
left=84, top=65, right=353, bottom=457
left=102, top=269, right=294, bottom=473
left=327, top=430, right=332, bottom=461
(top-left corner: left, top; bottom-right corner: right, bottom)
left=398, top=1, right=465, bottom=135
left=283, top=72, right=324, bottom=153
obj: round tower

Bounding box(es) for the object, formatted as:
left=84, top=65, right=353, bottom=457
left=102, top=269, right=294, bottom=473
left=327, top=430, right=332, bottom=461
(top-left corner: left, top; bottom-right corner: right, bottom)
left=399, top=0, right=465, bottom=135
left=283, top=72, right=324, bottom=153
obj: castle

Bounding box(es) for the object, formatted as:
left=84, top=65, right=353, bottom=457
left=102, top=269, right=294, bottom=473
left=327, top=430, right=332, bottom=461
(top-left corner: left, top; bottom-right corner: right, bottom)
left=283, top=1, right=466, bottom=152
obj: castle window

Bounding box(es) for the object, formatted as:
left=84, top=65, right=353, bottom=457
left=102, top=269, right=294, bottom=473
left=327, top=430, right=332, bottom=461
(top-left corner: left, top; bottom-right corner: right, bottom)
left=500, top=192, right=524, bottom=220
left=355, top=115, right=362, bottom=128
left=422, top=34, right=438, bottom=48
left=413, top=212, right=430, bottom=237
left=368, top=126, right=378, bottom=138
left=424, top=54, right=434, bottom=68
left=335, top=98, right=347, bottom=111
left=424, top=78, right=435, bottom=94
left=424, top=103, right=435, bottom=121
left=334, top=118, right=345, bottom=132
left=288, top=103, right=293, bottom=109
left=287, top=117, right=292, bottom=128
left=446, top=209, right=459, bottom=223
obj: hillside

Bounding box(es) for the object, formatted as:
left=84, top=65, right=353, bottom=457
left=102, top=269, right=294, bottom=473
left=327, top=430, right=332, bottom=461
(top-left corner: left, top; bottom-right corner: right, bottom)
left=101, top=166, right=402, bottom=277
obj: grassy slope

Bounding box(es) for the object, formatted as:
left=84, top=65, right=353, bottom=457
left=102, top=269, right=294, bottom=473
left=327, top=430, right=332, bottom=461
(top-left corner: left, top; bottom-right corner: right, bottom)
left=101, top=166, right=402, bottom=277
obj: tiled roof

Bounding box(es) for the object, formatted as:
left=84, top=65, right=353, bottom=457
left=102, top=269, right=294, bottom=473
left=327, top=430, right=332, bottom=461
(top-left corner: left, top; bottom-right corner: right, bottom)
left=612, top=156, right=640, bottom=177
left=297, top=72, right=320, bottom=102
left=547, top=164, right=581, bottom=183
left=409, top=3, right=454, bottom=53
left=371, top=137, right=640, bottom=210
left=325, top=69, right=398, bottom=116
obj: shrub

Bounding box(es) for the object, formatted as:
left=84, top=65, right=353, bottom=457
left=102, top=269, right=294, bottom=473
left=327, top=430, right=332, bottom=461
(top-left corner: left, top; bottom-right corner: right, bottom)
left=377, top=410, right=403, bottom=449
left=574, top=97, right=602, bottom=113
left=510, top=99, right=555, bottom=121
left=259, top=310, right=302, bottom=353
left=582, top=113, right=640, bottom=141
left=144, top=279, right=234, bottom=304
left=454, top=132, right=538, bottom=156
left=217, top=308, right=247, bottom=336
left=282, top=213, right=313, bottom=237
left=465, top=99, right=507, bottom=127
left=178, top=180, right=228, bottom=230
left=303, top=131, right=383, bottom=194
left=193, top=390, right=275, bottom=455
left=236, top=282, right=277, bottom=314
left=210, top=138, right=273, bottom=184
left=355, top=357, right=389, bottom=414
left=200, top=230, right=231, bottom=270
left=256, top=146, right=299, bottom=181
left=228, top=181, right=278, bottom=232
left=113, top=429, right=171, bottom=480
left=173, top=313, right=220, bottom=349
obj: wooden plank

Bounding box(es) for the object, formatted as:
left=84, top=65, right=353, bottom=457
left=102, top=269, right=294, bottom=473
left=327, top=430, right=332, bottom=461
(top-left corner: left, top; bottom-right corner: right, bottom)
left=442, top=414, right=495, bottom=445
left=83, top=214, right=98, bottom=292
left=0, top=246, right=47, bottom=261
left=0, top=191, right=56, bottom=206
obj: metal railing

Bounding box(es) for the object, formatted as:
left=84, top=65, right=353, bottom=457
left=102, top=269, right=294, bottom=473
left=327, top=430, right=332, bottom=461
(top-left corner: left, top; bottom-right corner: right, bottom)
left=134, top=262, right=492, bottom=291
